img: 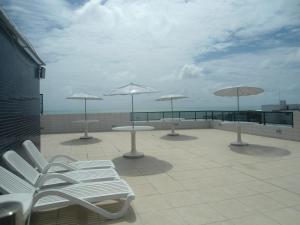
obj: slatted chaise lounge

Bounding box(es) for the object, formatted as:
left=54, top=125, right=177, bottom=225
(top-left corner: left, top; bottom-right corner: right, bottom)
left=3, top=150, right=119, bottom=187
left=0, top=193, right=33, bottom=218
left=0, top=166, right=135, bottom=219
left=23, top=140, right=115, bottom=173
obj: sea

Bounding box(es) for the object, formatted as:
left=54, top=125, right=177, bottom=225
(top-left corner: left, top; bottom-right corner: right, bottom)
left=44, top=105, right=261, bottom=115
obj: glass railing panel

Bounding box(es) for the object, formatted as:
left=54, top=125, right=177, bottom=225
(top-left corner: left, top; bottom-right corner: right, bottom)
left=132, top=111, right=293, bottom=126
left=212, top=112, right=223, bottom=120
left=180, top=111, right=196, bottom=120
left=148, top=112, right=163, bottom=121
left=132, top=112, right=147, bottom=121
left=195, top=111, right=206, bottom=120
left=264, top=112, right=293, bottom=126
left=223, top=111, right=235, bottom=121
left=163, top=111, right=180, bottom=119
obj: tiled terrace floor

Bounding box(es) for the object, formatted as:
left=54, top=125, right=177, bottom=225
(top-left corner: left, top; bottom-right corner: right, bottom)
left=32, top=129, right=300, bottom=225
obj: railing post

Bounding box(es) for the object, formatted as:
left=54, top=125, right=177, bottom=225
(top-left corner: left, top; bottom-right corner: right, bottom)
left=259, top=112, right=262, bottom=124
left=221, top=112, right=224, bottom=121
left=146, top=112, right=149, bottom=121
left=263, top=112, right=266, bottom=125
left=205, top=111, right=207, bottom=120
left=212, top=111, right=214, bottom=120
left=195, top=111, right=197, bottom=120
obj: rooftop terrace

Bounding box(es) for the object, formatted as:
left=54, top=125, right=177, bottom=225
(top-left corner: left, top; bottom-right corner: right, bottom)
left=32, top=129, right=300, bottom=225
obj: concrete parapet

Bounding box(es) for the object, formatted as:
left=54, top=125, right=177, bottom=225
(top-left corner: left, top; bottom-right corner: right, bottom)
left=41, top=112, right=131, bottom=134
left=41, top=112, right=300, bottom=141
left=41, top=113, right=210, bottom=134
left=211, top=116, right=300, bottom=142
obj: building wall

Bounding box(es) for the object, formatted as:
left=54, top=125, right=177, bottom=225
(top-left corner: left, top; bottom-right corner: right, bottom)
left=0, top=24, right=41, bottom=155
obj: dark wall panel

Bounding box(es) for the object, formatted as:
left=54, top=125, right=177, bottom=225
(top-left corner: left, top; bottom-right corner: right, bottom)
left=0, top=25, right=40, bottom=156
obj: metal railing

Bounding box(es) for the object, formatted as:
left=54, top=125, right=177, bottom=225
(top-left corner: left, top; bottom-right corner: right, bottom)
left=132, top=111, right=293, bottom=127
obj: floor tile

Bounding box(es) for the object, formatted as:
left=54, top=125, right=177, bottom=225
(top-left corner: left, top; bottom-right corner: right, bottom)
left=163, top=191, right=201, bottom=207
left=237, top=194, right=285, bottom=212
left=263, top=207, right=300, bottom=225
left=265, top=190, right=300, bottom=207
left=176, top=203, right=226, bottom=225
left=134, top=194, right=172, bottom=214
left=209, top=199, right=255, bottom=219
left=230, top=213, right=280, bottom=225
left=139, top=209, right=187, bottom=225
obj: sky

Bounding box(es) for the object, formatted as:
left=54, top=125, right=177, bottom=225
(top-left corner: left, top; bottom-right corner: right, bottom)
left=1, top=0, right=300, bottom=113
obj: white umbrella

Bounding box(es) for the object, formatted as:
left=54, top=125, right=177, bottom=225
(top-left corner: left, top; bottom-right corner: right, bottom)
left=156, top=94, right=188, bottom=118
left=156, top=94, right=188, bottom=136
left=214, top=86, right=264, bottom=146
left=105, top=83, right=158, bottom=127
left=66, top=93, right=103, bottom=139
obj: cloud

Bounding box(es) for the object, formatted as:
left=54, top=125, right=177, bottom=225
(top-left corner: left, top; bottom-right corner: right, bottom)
left=1, top=0, right=300, bottom=112
left=286, top=47, right=300, bottom=64
left=177, top=64, right=204, bottom=80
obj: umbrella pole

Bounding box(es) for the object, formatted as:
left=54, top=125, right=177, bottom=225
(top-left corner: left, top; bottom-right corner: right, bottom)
left=236, top=89, right=242, bottom=144
left=84, top=98, right=88, bottom=138
left=170, top=98, right=176, bottom=135
left=131, top=94, right=134, bottom=128
left=171, top=98, right=174, bottom=120
left=84, top=99, right=87, bottom=121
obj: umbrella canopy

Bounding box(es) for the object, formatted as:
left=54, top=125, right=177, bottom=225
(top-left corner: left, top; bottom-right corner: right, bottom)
left=214, top=86, right=264, bottom=97
left=214, top=86, right=264, bottom=112
left=105, top=82, right=158, bottom=96
left=66, top=93, right=103, bottom=100
left=105, top=83, right=158, bottom=127
left=156, top=94, right=188, bottom=101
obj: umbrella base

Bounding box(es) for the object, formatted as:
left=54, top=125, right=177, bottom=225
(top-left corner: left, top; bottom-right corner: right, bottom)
left=80, top=136, right=93, bottom=139
left=230, top=141, right=248, bottom=146
left=123, top=152, right=144, bottom=159
left=167, top=133, right=179, bottom=136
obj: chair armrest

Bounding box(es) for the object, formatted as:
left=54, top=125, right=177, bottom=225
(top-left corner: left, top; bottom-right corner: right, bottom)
left=48, top=155, right=77, bottom=163
left=36, top=173, right=80, bottom=187
left=42, top=162, right=77, bottom=174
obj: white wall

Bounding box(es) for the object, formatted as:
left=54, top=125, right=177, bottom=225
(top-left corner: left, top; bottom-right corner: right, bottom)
left=41, top=112, right=300, bottom=141
left=41, top=113, right=131, bottom=134
left=211, top=111, right=300, bottom=141
left=41, top=113, right=210, bottom=134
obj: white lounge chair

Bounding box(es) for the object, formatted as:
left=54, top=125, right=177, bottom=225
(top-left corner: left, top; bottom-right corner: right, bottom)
left=0, top=193, right=33, bottom=219
left=0, top=166, right=135, bottom=219
left=3, top=150, right=119, bottom=187
left=23, top=140, right=115, bottom=173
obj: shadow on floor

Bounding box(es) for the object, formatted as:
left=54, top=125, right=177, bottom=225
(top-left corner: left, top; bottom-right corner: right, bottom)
left=61, top=138, right=101, bottom=146
left=160, top=134, right=198, bottom=141
left=98, top=205, right=137, bottom=225
left=230, top=144, right=291, bottom=157
left=112, top=155, right=173, bottom=176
